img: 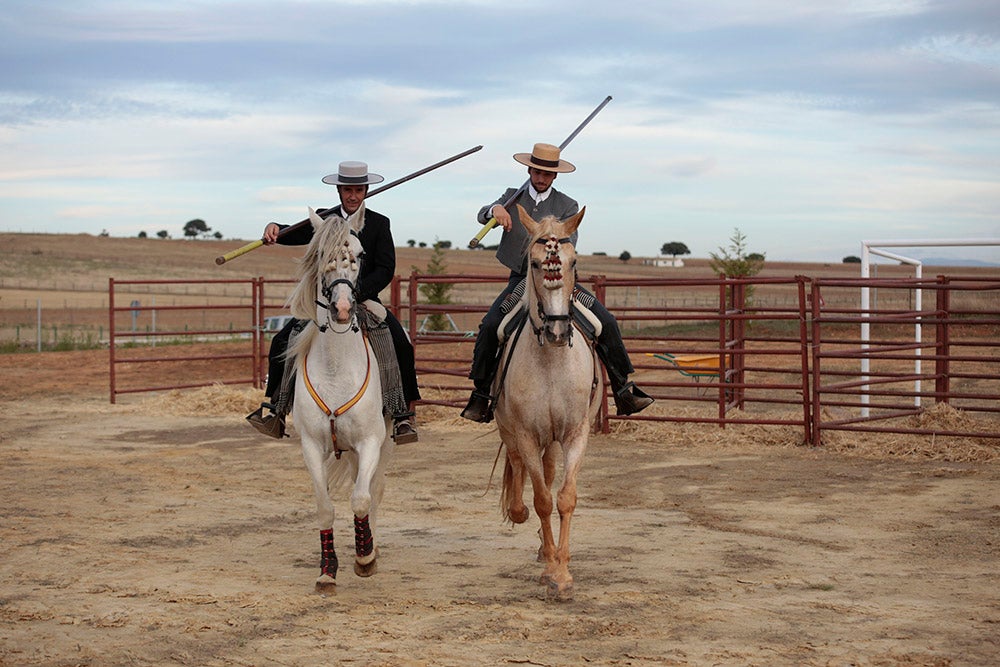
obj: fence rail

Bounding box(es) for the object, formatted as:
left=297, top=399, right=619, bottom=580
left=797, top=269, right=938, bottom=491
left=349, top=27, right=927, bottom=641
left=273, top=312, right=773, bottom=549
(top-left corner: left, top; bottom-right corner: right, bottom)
left=103, top=273, right=1000, bottom=443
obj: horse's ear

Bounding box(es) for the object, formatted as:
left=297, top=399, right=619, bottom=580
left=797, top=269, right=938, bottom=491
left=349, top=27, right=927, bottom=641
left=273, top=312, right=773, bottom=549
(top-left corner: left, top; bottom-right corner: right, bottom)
left=516, top=203, right=538, bottom=236
left=562, top=206, right=585, bottom=236
left=308, top=207, right=325, bottom=230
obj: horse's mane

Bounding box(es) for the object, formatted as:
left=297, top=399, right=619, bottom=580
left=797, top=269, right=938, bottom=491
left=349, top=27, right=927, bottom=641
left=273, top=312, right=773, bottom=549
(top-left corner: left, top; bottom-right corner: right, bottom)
left=284, top=209, right=356, bottom=363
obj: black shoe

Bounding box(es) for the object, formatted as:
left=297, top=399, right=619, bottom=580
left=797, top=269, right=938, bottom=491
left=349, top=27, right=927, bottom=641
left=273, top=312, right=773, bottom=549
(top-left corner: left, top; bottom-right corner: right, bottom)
left=246, top=404, right=287, bottom=438
left=613, top=382, right=654, bottom=416
left=460, top=390, right=493, bottom=423
left=392, top=416, right=418, bottom=445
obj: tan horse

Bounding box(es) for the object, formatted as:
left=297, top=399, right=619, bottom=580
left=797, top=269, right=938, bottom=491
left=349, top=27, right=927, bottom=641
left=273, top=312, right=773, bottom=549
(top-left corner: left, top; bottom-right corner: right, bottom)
left=494, top=204, right=603, bottom=600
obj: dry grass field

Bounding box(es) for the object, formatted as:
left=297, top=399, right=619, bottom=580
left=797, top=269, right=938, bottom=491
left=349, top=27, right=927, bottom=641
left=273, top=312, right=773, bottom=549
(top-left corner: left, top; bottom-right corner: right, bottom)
left=4, top=231, right=997, bottom=347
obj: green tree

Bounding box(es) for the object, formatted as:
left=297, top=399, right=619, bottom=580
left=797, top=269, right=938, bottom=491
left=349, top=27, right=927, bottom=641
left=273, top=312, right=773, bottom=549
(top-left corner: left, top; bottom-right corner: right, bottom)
left=183, top=219, right=211, bottom=238
left=619, top=250, right=632, bottom=263
left=661, top=241, right=691, bottom=259
left=407, top=239, right=416, bottom=248
left=843, top=255, right=862, bottom=263
left=709, top=228, right=765, bottom=303
left=156, top=230, right=169, bottom=239
left=416, top=241, right=454, bottom=331
left=137, top=231, right=148, bottom=239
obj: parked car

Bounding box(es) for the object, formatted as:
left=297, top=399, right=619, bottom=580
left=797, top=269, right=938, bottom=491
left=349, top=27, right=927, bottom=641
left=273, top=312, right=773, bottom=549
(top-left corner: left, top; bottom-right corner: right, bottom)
left=263, top=315, right=293, bottom=333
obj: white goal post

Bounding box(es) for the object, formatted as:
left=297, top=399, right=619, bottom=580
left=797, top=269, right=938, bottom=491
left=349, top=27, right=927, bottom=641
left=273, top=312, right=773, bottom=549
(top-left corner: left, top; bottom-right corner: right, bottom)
left=858, top=238, right=1000, bottom=417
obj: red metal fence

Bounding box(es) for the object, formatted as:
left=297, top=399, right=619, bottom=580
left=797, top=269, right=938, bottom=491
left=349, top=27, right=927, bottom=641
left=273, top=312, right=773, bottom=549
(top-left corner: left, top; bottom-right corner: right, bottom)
left=108, top=273, right=1000, bottom=443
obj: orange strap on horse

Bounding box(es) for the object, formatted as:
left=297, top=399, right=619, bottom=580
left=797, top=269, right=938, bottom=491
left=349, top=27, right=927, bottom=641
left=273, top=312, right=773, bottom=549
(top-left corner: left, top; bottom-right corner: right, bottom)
left=302, top=331, right=373, bottom=455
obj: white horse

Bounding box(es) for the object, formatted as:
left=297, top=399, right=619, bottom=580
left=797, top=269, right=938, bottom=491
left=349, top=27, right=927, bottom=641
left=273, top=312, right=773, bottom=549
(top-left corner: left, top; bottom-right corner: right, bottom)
left=494, top=204, right=603, bottom=600
left=285, top=204, right=393, bottom=594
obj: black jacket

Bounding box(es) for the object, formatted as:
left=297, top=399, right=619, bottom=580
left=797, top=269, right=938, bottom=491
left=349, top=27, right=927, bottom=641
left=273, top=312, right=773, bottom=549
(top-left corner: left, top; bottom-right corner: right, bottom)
left=277, top=206, right=395, bottom=304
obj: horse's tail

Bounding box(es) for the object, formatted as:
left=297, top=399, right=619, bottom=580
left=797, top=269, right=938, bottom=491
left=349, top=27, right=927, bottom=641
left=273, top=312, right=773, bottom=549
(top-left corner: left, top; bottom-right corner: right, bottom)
left=499, top=449, right=522, bottom=524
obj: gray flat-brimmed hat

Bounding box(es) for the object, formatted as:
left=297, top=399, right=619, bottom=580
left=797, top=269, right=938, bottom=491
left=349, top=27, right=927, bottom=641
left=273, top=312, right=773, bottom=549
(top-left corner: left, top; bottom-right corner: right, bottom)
left=321, top=161, right=385, bottom=186
left=513, top=143, right=575, bottom=173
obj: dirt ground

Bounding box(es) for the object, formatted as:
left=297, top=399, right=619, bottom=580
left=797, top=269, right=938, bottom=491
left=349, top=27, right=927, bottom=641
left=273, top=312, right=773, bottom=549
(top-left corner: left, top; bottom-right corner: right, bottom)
left=1, top=349, right=999, bottom=667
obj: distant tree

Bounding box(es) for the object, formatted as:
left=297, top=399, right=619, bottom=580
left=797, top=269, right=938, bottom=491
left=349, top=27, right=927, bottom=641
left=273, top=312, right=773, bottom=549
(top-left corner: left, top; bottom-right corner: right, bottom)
left=156, top=230, right=169, bottom=239
left=593, top=251, right=607, bottom=256
left=418, top=242, right=427, bottom=248
left=619, top=250, right=632, bottom=263
left=661, top=241, right=691, bottom=259
left=407, top=239, right=416, bottom=248
left=137, top=231, right=148, bottom=239
left=213, top=231, right=223, bottom=240
left=709, top=228, right=765, bottom=303
left=99, top=229, right=109, bottom=237
left=416, top=241, right=454, bottom=331
left=183, top=219, right=211, bottom=238
left=436, top=240, right=452, bottom=249
left=843, top=255, right=862, bottom=264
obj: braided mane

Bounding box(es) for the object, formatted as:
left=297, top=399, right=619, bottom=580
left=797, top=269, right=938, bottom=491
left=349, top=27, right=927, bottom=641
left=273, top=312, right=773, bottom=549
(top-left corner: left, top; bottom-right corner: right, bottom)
left=284, top=209, right=354, bottom=362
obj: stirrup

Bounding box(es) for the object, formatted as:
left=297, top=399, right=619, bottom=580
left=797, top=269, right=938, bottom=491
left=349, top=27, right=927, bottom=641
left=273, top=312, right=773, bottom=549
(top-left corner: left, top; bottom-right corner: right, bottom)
left=461, top=390, right=494, bottom=423
left=246, top=404, right=288, bottom=439
left=392, top=416, right=418, bottom=445
left=613, top=382, right=654, bottom=417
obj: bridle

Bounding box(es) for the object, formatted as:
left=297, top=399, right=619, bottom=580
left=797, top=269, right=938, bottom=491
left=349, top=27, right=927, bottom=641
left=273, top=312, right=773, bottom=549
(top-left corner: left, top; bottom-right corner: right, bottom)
left=315, top=232, right=363, bottom=334
left=529, top=234, right=575, bottom=346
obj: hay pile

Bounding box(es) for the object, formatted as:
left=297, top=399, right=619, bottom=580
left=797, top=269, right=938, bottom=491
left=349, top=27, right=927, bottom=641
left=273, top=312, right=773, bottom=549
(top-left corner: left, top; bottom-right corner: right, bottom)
left=822, top=402, right=1000, bottom=463
left=129, top=384, right=998, bottom=463
left=130, top=384, right=264, bottom=417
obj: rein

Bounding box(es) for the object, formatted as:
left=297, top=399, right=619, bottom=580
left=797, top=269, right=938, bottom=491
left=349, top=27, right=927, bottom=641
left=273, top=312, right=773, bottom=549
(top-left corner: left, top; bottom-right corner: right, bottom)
left=304, top=235, right=370, bottom=458
left=301, top=330, right=373, bottom=459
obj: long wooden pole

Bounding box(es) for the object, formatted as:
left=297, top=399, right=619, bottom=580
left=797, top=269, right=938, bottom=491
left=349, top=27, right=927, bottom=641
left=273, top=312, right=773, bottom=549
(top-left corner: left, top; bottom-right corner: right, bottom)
left=467, top=96, right=612, bottom=248
left=215, top=145, right=483, bottom=265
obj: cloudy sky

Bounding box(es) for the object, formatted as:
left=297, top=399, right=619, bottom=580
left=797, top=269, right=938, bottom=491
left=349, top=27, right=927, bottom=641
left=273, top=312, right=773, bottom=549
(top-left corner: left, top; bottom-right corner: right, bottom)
left=2, top=0, right=998, bottom=263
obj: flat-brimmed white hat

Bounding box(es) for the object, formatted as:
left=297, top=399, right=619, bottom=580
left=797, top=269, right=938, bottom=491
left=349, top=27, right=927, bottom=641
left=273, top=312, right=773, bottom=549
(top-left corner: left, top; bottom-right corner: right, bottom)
left=513, top=143, right=575, bottom=173
left=321, top=161, right=385, bottom=186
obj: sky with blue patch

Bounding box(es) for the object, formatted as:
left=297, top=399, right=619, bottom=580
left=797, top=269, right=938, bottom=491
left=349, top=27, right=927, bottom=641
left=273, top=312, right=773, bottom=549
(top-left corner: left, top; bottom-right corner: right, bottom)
left=2, top=0, right=998, bottom=263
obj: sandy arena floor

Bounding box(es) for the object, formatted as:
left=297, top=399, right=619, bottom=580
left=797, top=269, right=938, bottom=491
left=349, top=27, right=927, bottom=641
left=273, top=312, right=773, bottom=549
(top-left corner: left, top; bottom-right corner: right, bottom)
left=0, top=349, right=998, bottom=666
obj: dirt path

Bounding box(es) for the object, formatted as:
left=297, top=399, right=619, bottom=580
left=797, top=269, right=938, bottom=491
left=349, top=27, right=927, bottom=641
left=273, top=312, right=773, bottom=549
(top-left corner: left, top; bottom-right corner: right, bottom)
left=2, top=375, right=998, bottom=667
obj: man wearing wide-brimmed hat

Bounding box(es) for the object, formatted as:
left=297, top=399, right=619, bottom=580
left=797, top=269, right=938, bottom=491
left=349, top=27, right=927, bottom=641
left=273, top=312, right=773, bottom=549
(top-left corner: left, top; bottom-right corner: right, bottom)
left=460, top=143, right=653, bottom=422
left=246, top=161, right=420, bottom=444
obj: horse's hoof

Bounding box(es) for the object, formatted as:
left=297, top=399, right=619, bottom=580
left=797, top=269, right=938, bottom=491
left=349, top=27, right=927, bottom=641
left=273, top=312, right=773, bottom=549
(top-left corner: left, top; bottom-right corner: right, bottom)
left=314, top=574, right=337, bottom=595
left=353, top=546, right=379, bottom=577
left=354, top=558, right=378, bottom=577
left=539, top=573, right=574, bottom=601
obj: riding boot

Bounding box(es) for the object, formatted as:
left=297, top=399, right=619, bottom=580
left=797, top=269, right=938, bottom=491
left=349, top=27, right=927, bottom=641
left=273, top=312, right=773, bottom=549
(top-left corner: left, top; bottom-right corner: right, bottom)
left=461, top=343, right=499, bottom=423
left=598, top=346, right=654, bottom=417
left=461, top=384, right=495, bottom=423
left=246, top=320, right=300, bottom=439
left=461, top=325, right=502, bottom=422
left=462, top=274, right=524, bottom=424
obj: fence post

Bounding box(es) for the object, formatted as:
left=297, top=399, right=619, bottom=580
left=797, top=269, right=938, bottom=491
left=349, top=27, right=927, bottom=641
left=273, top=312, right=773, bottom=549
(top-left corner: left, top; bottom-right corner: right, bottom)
left=109, top=278, right=117, bottom=404
left=935, top=275, right=951, bottom=405
left=797, top=276, right=812, bottom=445
left=809, top=280, right=823, bottom=445
left=407, top=271, right=419, bottom=345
